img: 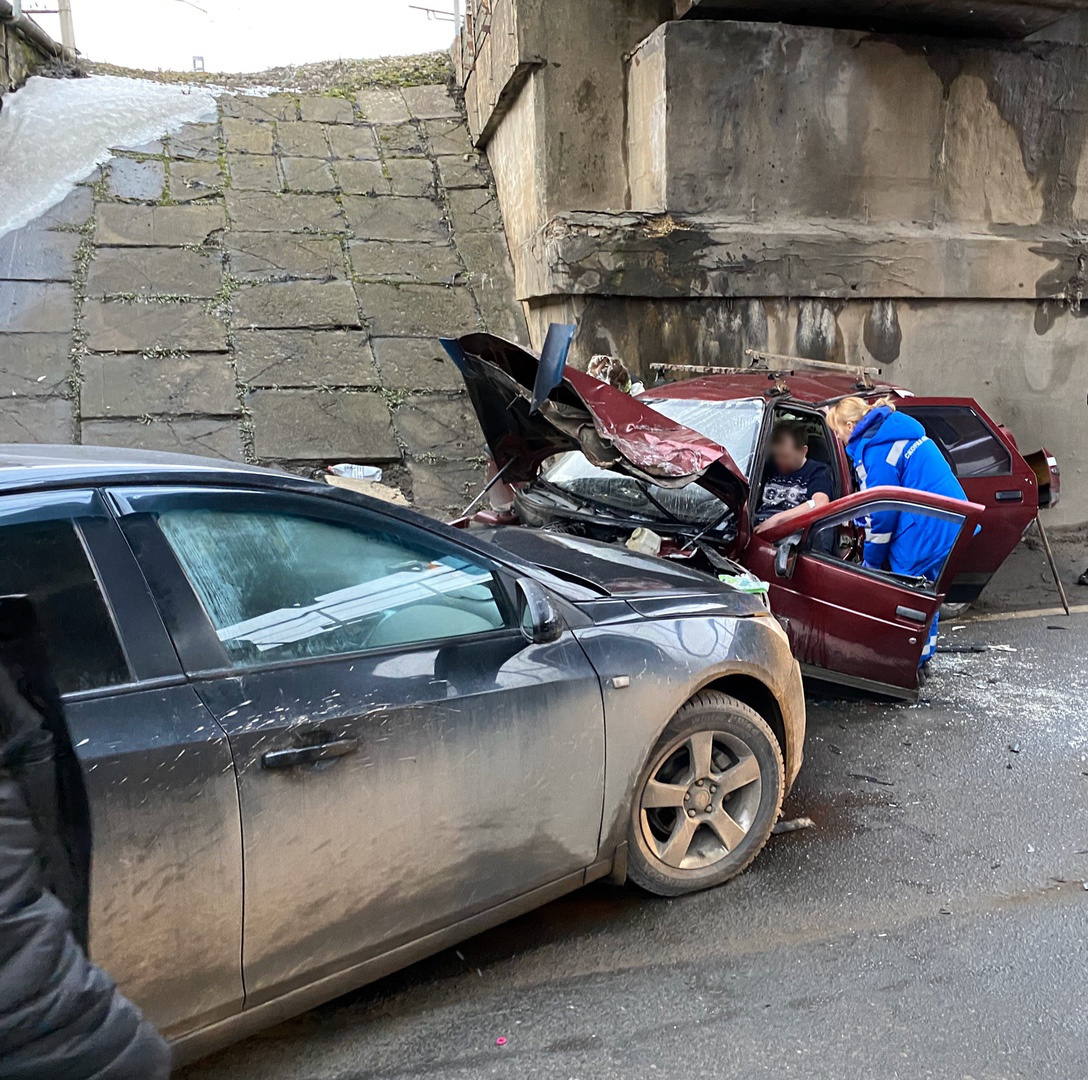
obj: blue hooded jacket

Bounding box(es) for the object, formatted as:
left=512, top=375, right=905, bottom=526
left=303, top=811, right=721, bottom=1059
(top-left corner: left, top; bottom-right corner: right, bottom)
left=845, top=406, right=967, bottom=581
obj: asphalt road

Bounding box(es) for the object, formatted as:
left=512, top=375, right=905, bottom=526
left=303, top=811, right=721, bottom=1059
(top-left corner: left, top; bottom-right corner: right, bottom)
left=181, top=608, right=1088, bottom=1080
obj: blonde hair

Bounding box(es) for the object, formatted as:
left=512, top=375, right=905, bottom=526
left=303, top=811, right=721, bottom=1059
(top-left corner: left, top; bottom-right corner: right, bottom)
left=826, top=395, right=896, bottom=441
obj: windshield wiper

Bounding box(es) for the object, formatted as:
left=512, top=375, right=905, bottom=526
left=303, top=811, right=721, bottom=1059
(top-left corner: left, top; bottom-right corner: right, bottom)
left=538, top=476, right=718, bottom=538
left=536, top=477, right=602, bottom=512
left=638, top=484, right=696, bottom=531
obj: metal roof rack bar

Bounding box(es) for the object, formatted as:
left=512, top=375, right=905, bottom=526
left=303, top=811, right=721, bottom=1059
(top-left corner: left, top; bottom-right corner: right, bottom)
left=744, top=349, right=881, bottom=383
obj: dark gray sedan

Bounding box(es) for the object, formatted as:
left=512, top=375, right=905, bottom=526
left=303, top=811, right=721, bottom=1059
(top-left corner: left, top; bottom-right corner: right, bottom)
left=0, top=445, right=804, bottom=1063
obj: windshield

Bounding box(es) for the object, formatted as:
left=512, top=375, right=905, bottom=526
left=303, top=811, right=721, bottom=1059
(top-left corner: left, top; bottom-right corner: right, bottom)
left=537, top=397, right=764, bottom=528
left=645, top=397, right=764, bottom=475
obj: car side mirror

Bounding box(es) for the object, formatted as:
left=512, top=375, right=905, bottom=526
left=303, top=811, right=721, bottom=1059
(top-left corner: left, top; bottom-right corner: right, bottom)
left=516, top=577, right=564, bottom=643
left=774, top=533, right=802, bottom=579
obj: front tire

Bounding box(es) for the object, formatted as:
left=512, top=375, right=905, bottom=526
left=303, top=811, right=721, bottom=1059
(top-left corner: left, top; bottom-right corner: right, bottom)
left=626, top=691, right=784, bottom=897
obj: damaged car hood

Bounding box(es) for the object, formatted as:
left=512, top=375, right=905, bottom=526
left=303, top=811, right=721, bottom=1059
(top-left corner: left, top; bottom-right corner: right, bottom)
left=441, top=332, right=749, bottom=516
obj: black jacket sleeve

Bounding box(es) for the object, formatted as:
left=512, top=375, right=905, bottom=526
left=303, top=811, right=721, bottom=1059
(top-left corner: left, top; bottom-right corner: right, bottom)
left=0, top=662, right=171, bottom=1080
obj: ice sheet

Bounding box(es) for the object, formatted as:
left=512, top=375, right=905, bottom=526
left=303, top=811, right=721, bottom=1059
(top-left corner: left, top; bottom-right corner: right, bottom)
left=0, top=74, right=217, bottom=241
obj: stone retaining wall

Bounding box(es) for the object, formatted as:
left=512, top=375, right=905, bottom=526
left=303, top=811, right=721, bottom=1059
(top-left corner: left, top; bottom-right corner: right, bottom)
left=0, top=80, right=526, bottom=516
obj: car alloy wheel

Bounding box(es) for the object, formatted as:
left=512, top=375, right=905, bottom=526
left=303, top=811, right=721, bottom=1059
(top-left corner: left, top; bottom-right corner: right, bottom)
left=626, top=691, right=784, bottom=896
left=639, top=729, right=762, bottom=871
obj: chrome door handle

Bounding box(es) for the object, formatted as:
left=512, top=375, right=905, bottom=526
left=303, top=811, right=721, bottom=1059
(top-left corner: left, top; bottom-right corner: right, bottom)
left=895, top=605, right=928, bottom=623
left=262, top=737, right=360, bottom=769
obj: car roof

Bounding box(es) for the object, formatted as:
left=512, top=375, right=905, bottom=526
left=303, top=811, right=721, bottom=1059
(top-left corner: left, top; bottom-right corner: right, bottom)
left=641, top=371, right=898, bottom=405
left=0, top=444, right=309, bottom=495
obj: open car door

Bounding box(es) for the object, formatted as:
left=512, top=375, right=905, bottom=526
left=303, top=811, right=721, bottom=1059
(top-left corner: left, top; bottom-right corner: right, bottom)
left=743, top=487, right=985, bottom=699
left=895, top=397, right=1041, bottom=606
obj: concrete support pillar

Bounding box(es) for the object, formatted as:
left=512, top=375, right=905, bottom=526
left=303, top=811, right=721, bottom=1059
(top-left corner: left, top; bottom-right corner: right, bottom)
left=463, top=4, right=1088, bottom=523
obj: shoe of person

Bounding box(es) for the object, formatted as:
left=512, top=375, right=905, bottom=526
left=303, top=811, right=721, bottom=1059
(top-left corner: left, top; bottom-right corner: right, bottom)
left=1079, top=569, right=1088, bottom=586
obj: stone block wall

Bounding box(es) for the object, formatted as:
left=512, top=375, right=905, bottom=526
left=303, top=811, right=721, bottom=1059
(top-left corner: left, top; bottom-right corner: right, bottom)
left=0, top=81, right=527, bottom=517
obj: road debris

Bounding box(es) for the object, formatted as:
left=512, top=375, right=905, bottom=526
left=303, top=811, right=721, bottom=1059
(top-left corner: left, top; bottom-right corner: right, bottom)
left=717, top=570, right=770, bottom=596
left=1008, top=742, right=1021, bottom=754
left=329, top=464, right=383, bottom=482
left=850, top=773, right=894, bottom=787
left=324, top=472, right=409, bottom=506
left=937, top=643, right=1016, bottom=654
left=772, top=816, right=815, bottom=835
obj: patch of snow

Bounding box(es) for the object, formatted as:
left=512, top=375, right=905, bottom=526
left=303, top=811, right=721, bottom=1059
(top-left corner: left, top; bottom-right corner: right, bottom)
left=0, top=74, right=217, bottom=241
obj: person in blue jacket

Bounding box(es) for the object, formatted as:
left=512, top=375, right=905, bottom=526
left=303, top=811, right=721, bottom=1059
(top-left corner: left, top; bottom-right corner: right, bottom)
left=826, top=397, right=969, bottom=668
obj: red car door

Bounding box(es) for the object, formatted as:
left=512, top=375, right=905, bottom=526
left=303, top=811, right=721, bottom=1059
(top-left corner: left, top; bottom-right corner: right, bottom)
left=742, top=487, right=985, bottom=698
left=895, top=398, right=1038, bottom=605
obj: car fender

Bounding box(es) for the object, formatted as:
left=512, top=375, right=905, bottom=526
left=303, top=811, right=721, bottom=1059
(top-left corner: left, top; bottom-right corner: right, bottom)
left=573, top=614, right=804, bottom=860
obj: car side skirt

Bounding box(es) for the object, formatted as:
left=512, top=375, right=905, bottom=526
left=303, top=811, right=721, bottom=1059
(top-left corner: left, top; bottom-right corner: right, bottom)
left=170, top=867, right=600, bottom=1065
left=799, top=662, right=918, bottom=703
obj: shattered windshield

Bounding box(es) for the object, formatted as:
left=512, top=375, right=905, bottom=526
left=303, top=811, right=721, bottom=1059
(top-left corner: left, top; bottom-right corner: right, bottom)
left=538, top=397, right=764, bottom=527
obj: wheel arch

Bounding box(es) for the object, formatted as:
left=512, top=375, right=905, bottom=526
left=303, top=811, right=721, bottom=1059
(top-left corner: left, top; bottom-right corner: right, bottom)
left=693, top=673, right=788, bottom=775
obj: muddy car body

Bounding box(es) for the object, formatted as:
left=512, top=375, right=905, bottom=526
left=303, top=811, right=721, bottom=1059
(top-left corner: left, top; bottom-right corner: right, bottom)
left=445, top=333, right=1056, bottom=700
left=0, top=445, right=803, bottom=1062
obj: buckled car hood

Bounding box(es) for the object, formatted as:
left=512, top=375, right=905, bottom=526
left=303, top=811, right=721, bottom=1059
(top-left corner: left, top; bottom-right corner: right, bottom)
left=441, top=332, right=749, bottom=516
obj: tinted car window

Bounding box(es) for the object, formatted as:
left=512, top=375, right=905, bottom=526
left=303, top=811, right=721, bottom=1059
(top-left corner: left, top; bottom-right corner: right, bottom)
left=899, top=405, right=1012, bottom=478
left=156, top=507, right=512, bottom=667
left=0, top=519, right=130, bottom=694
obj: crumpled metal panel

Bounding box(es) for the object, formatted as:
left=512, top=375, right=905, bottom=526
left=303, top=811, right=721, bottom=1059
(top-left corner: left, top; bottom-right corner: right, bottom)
left=445, top=332, right=749, bottom=512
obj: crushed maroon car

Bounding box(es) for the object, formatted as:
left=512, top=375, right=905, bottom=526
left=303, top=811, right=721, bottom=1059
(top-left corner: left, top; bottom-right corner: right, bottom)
left=441, top=331, right=1059, bottom=701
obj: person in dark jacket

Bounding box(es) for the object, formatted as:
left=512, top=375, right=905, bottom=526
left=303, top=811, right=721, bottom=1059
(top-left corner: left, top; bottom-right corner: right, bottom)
left=827, top=398, right=970, bottom=667
left=0, top=596, right=171, bottom=1080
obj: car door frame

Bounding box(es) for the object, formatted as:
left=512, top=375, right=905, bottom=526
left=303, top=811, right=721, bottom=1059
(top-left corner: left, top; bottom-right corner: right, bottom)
left=106, top=482, right=609, bottom=1006
left=0, top=487, right=245, bottom=1036
left=737, top=399, right=851, bottom=555
left=742, top=486, right=985, bottom=697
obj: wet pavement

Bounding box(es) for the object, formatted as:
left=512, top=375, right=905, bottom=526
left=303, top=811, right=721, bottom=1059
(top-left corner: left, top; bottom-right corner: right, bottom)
left=180, top=608, right=1088, bottom=1080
